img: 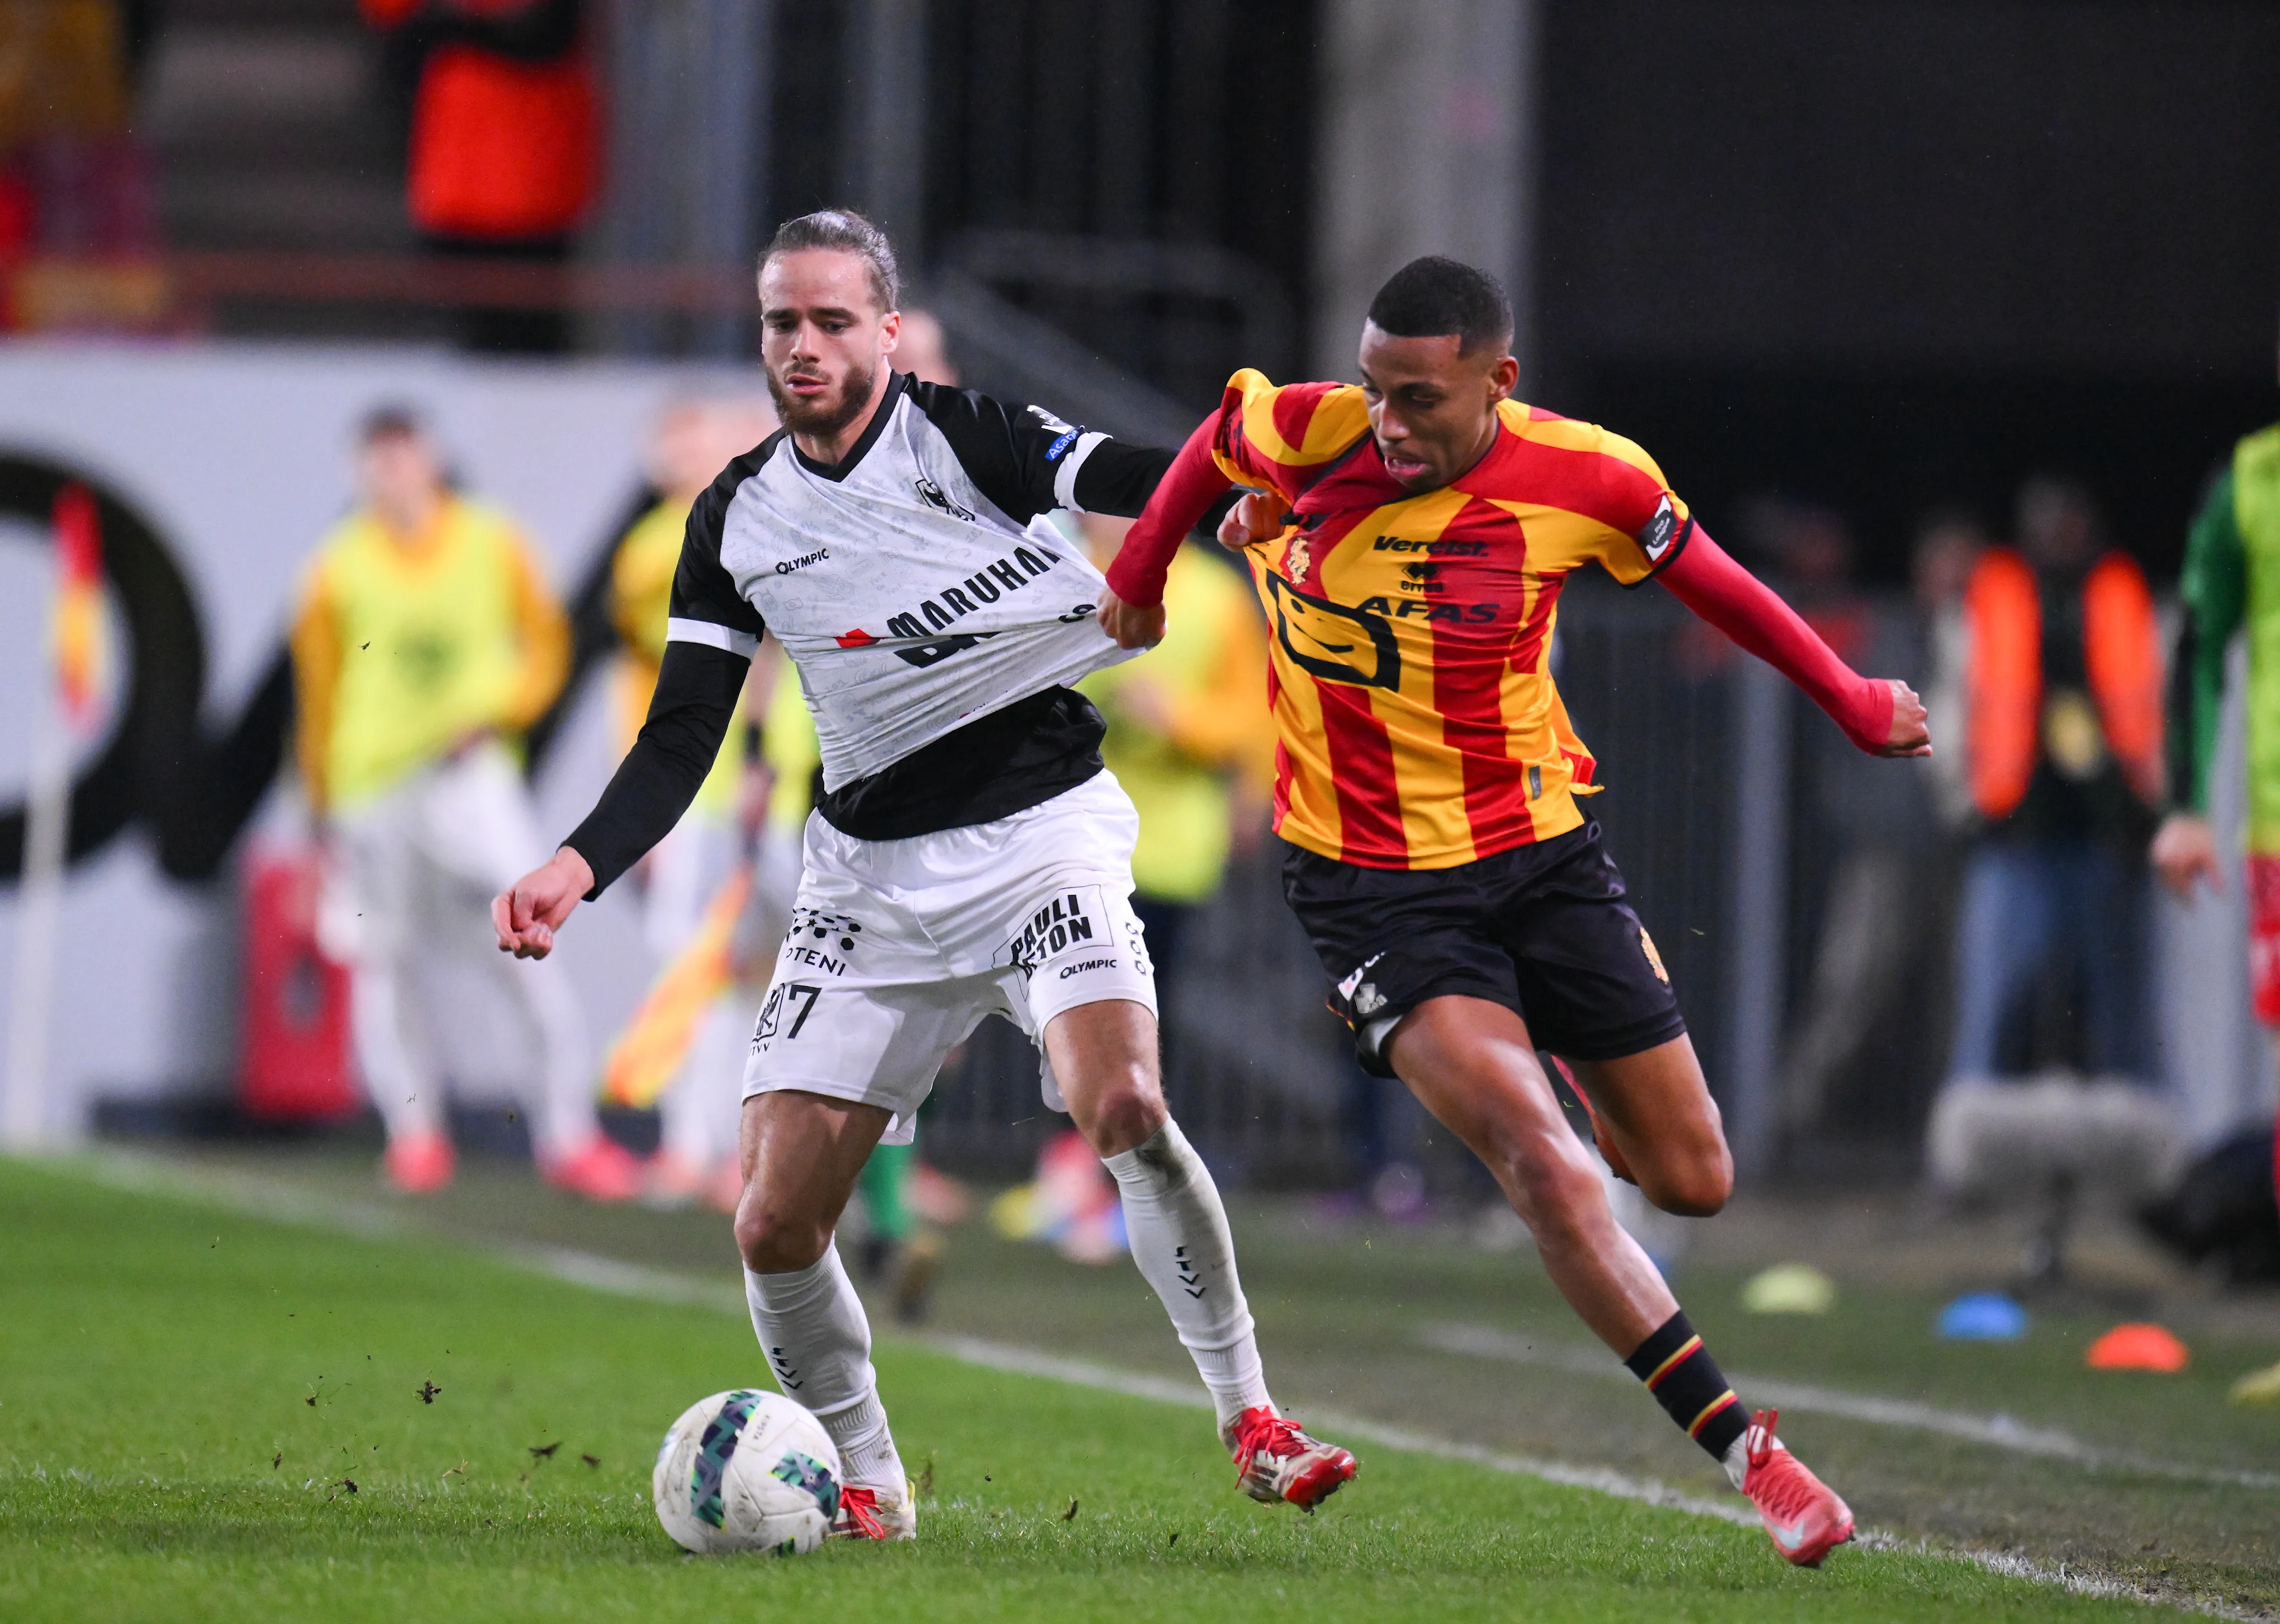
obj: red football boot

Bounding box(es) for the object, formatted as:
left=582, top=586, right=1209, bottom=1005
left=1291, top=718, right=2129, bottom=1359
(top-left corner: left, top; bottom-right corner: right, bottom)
left=1224, top=1406, right=1358, bottom=1511
left=541, top=1135, right=644, bottom=1202
left=1739, top=1410, right=1854, bottom=1567
left=382, top=1131, right=454, bottom=1194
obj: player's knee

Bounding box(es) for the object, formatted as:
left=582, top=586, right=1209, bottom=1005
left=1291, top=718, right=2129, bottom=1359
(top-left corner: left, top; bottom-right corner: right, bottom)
left=1506, top=1141, right=1608, bottom=1246
left=734, top=1196, right=830, bottom=1274
left=1079, top=1081, right=1168, bottom=1159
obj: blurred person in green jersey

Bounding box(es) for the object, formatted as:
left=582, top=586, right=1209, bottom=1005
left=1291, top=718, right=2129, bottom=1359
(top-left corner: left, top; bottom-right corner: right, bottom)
left=294, top=406, right=636, bottom=1199
left=608, top=395, right=777, bottom=1208
left=2150, top=390, right=2280, bottom=1262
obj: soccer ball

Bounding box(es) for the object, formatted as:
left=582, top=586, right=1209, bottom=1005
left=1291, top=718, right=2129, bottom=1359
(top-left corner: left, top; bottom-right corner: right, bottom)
left=652, top=1389, right=841, bottom=1555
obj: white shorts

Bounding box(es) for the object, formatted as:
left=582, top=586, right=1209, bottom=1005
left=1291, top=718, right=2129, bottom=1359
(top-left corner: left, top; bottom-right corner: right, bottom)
left=322, top=740, right=552, bottom=965
left=742, top=772, right=1157, bottom=1142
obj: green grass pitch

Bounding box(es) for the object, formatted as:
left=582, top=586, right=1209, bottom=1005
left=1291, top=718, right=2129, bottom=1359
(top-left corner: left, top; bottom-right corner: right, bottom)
left=0, top=1157, right=2166, bottom=1622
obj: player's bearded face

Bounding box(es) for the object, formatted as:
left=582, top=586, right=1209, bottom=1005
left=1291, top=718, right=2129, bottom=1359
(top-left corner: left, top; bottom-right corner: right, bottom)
left=759, top=250, right=897, bottom=441
left=1357, top=324, right=1518, bottom=493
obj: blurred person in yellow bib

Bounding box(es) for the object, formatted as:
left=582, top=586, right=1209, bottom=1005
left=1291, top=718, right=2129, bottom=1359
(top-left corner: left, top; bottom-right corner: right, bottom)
left=292, top=405, right=635, bottom=1199
left=608, top=397, right=777, bottom=1208
left=1075, top=510, right=1272, bottom=1081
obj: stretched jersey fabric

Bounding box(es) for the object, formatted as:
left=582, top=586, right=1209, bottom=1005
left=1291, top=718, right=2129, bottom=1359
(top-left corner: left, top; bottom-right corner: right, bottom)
left=669, top=371, right=1161, bottom=787
left=1116, top=369, right=1690, bottom=871
left=565, top=372, right=1170, bottom=888
left=291, top=495, right=567, bottom=813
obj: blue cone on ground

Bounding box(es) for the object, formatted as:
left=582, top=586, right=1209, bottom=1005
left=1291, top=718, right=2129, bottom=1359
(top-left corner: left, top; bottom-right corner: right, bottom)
left=1938, top=1291, right=2028, bottom=1341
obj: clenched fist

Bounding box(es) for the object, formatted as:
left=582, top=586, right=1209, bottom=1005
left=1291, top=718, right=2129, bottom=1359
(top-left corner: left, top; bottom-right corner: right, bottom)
left=492, top=847, right=596, bottom=960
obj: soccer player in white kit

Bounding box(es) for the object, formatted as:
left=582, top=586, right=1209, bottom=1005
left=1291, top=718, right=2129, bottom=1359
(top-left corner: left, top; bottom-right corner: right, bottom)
left=494, top=210, right=1356, bottom=1538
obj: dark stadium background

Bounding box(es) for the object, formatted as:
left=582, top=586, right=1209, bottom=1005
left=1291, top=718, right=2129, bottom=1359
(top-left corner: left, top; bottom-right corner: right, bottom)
left=5, top=0, right=2278, bottom=1183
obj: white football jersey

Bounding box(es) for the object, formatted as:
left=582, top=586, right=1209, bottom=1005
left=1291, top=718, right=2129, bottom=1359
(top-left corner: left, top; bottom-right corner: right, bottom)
left=666, top=372, right=1160, bottom=791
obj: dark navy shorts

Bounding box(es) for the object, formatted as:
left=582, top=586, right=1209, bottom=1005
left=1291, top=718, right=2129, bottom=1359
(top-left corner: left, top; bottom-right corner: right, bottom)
left=1282, top=821, right=1687, bottom=1079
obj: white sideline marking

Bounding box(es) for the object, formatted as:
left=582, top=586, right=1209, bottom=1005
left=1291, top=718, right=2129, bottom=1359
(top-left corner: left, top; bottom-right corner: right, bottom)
left=36, top=1152, right=2251, bottom=1616
left=1420, top=1321, right=2280, bottom=1493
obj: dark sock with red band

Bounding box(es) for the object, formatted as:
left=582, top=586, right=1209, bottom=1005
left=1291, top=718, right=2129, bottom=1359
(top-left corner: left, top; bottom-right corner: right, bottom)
left=1624, top=1309, right=1747, bottom=1461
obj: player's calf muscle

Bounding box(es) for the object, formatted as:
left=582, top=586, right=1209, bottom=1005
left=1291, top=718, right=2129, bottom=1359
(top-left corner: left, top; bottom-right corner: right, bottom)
left=734, top=1093, right=885, bottom=1272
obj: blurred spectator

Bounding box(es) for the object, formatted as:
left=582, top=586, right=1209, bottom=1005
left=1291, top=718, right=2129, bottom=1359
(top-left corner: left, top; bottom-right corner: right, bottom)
left=894, top=307, right=957, bottom=386
left=1913, top=510, right=1989, bottom=829
left=293, top=406, right=636, bottom=1199
left=1939, top=478, right=2163, bottom=1093
left=1741, top=501, right=1944, bottom=1139
left=0, top=0, right=162, bottom=331
left=360, top=0, right=600, bottom=353
left=1075, top=514, right=1275, bottom=1094
left=608, top=397, right=775, bottom=1209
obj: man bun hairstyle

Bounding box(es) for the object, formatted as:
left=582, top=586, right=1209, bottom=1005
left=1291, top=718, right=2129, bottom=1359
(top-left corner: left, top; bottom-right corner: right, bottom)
left=763, top=208, right=901, bottom=314
left=1366, top=255, right=1513, bottom=356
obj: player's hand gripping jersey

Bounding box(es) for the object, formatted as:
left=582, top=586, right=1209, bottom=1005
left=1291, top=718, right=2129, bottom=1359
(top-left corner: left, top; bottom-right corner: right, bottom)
left=568, top=373, right=1170, bottom=891
left=1113, top=371, right=1693, bottom=870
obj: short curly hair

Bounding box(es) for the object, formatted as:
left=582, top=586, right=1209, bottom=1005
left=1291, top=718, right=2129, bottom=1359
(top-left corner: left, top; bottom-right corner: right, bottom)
left=1366, top=256, right=1512, bottom=356
left=762, top=209, right=900, bottom=314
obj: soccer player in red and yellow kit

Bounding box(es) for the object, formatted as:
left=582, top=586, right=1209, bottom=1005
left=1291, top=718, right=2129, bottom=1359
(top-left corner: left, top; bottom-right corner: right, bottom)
left=1100, top=258, right=1931, bottom=1568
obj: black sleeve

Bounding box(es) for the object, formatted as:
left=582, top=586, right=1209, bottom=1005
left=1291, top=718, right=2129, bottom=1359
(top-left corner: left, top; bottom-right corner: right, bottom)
left=562, top=446, right=771, bottom=895
left=904, top=378, right=1174, bottom=524
left=561, top=641, right=747, bottom=896
left=1071, top=441, right=1176, bottom=519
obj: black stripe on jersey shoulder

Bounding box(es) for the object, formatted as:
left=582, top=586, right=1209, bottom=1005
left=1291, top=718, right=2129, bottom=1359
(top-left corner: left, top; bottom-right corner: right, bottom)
left=672, top=433, right=777, bottom=638
left=684, top=429, right=782, bottom=556
left=791, top=371, right=908, bottom=482
left=902, top=375, right=1074, bottom=524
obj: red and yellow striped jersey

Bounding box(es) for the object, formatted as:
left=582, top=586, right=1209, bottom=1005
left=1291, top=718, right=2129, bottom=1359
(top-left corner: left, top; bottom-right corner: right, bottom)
left=1206, top=369, right=1690, bottom=870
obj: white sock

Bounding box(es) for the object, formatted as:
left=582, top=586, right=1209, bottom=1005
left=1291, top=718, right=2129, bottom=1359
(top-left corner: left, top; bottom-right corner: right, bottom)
left=1102, top=1119, right=1272, bottom=1431
left=743, top=1248, right=905, bottom=1490
left=1721, top=1425, right=1778, bottom=1490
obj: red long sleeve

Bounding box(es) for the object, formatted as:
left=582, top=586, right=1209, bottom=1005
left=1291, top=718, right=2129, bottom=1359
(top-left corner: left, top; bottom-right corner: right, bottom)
left=1106, top=409, right=1233, bottom=607
left=1658, top=524, right=1894, bottom=752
